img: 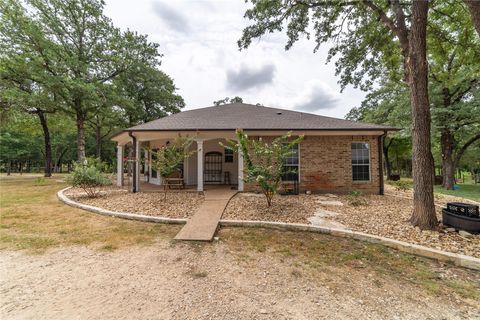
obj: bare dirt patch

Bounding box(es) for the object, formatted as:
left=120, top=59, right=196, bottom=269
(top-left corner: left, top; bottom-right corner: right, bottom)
left=1, top=228, right=479, bottom=320
left=223, top=192, right=480, bottom=259
left=66, top=187, right=204, bottom=218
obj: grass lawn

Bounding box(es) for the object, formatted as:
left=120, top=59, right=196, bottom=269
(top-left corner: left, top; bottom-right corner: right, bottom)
left=1, top=174, right=479, bottom=302
left=386, top=177, right=480, bottom=202
left=434, top=184, right=480, bottom=202
left=0, top=174, right=179, bottom=252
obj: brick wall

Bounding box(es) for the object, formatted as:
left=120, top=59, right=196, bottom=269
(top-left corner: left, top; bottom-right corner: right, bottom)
left=299, top=135, right=380, bottom=194
left=244, top=135, right=381, bottom=194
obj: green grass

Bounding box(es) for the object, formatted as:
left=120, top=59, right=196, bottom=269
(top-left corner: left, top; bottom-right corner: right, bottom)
left=434, top=184, right=480, bottom=202
left=0, top=174, right=180, bottom=253
left=386, top=177, right=480, bottom=202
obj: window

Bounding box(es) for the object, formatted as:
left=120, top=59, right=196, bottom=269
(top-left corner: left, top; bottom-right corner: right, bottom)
left=224, top=148, right=234, bottom=163
left=282, top=143, right=299, bottom=181
left=352, top=142, right=370, bottom=181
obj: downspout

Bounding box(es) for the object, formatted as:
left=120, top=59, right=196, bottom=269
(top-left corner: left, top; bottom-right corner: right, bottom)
left=378, top=131, right=387, bottom=195
left=128, top=132, right=137, bottom=193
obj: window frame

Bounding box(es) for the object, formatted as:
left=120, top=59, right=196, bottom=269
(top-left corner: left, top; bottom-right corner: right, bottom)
left=351, top=142, right=371, bottom=182
left=282, top=142, right=300, bottom=182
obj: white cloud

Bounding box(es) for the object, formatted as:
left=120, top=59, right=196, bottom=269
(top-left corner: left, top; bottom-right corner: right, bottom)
left=104, top=0, right=366, bottom=119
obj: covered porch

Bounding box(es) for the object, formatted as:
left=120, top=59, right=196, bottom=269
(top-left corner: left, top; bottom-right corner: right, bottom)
left=113, top=130, right=244, bottom=193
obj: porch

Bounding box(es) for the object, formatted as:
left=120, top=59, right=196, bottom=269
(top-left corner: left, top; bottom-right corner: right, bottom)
left=115, top=131, right=244, bottom=193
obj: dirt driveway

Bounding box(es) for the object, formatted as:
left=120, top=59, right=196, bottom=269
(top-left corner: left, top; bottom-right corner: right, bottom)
left=1, top=228, right=479, bottom=320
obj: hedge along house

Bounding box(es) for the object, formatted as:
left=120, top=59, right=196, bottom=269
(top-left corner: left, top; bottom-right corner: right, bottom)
left=111, top=103, right=397, bottom=194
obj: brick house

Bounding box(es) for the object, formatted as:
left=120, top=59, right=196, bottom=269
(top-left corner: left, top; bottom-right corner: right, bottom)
left=112, top=103, right=396, bottom=194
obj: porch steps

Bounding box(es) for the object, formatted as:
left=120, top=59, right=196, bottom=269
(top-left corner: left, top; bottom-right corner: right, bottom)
left=174, top=187, right=237, bottom=241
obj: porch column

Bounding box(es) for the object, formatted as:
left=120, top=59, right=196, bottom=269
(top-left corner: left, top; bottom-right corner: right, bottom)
left=135, top=140, right=141, bottom=192
left=238, top=146, right=244, bottom=191
left=196, top=139, right=204, bottom=192
left=144, top=148, right=149, bottom=182
left=116, top=144, right=124, bottom=187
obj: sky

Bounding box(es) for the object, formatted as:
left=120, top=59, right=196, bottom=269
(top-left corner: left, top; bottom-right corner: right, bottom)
left=104, top=0, right=367, bottom=119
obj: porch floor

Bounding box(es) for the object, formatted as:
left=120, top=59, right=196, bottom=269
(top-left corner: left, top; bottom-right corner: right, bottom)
left=174, top=187, right=237, bottom=241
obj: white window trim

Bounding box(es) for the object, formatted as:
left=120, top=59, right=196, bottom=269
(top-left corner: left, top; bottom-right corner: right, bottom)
left=351, top=141, right=371, bottom=183
left=282, top=142, right=300, bottom=182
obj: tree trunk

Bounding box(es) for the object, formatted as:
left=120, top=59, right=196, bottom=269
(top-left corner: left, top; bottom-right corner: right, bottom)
left=56, top=148, right=68, bottom=173
left=383, top=138, right=394, bottom=179
left=441, top=129, right=455, bottom=190
left=408, top=1, right=438, bottom=230
left=76, top=111, right=86, bottom=162
left=36, top=110, right=52, bottom=178
left=464, top=0, right=480, bottom=37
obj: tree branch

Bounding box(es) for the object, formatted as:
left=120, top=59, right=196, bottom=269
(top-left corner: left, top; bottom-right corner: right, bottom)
left=454, top=133, right=480, bottom=168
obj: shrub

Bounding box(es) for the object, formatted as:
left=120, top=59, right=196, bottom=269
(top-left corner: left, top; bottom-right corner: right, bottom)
left=393, top=179, right=411, bottom=191
left=150, top=135, right=195, bottom=200
left=67, top=158, right=112, bottom=198
left=347, top=190, right=368, bottom=206
left=224, top=130, right=304, bottom=207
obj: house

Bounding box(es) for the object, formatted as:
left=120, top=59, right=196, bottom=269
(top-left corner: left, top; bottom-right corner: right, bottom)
left=111, top=103, right=397, bottom=194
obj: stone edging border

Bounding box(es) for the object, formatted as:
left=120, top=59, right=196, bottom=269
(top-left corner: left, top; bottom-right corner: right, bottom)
left=57, top=187, right=480, bottom=271
left=57, top=187, right=187, bottom=225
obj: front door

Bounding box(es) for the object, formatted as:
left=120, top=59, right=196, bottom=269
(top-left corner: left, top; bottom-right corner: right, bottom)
left=204, top=151, right=222, bottom=184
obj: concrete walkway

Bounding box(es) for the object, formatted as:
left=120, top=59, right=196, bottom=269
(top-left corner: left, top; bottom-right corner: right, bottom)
left=174, top=187, right=237, bottom=241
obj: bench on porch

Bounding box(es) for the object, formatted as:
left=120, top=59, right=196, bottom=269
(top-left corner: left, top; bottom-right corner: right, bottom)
left=164, top=171, right=185, bottom=189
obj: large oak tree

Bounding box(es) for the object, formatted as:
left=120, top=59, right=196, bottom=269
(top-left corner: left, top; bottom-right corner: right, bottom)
left=238, top=0, right=443, bottom=229
left=1, top=0, right=160, bottom=162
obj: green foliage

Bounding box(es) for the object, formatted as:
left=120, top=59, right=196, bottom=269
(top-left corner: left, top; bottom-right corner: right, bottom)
left=67, top=158, right=112, bottom=198
left=0, top=0, right=184, bottom=166
left=149, top=136, right=195, bottom=199
left=393, top=180, right=412, bottom=192
left=346, top=190, right=368, bottom=207
left=225, top=130, right=304, bottom=207
left=150, top=136, right=195, bottom=179
left=213, top=96, right=244, bottom=106
left=116, top=63, right=185, bottom=126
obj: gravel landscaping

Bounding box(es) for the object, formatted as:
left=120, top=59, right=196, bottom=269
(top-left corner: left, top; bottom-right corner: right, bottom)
left=65, top=187, right=204, bottom=218
left=64, top=185, right=480, bottom=259
left=223, top=190, right=480, bottom=259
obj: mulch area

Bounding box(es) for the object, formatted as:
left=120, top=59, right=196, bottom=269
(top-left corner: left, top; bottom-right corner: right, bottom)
left=223, top=192, right=317, bottom=224
left=222, top=190, right=480, bottom=259
left=65, top=187, right=204, bottom=219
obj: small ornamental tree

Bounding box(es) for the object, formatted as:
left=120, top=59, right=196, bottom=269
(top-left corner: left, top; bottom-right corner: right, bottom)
left=225, top=130, right=304, bottom=207
left=67, top=157, right=112, bottom=198
left=150, top=136, right=195, bottom=200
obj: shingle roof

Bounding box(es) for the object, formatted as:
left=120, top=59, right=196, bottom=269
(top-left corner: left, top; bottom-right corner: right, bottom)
left=126, top=103, right=397, bottom=131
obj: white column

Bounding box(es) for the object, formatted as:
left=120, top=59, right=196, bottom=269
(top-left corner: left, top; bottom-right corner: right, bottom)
left=116, top=145, right=124, bottom=187
left=196, top=140, right=204, bottom=192
left=238, top=146, right=244, bottom=191
left=135, top=140, right=140, bottom=192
